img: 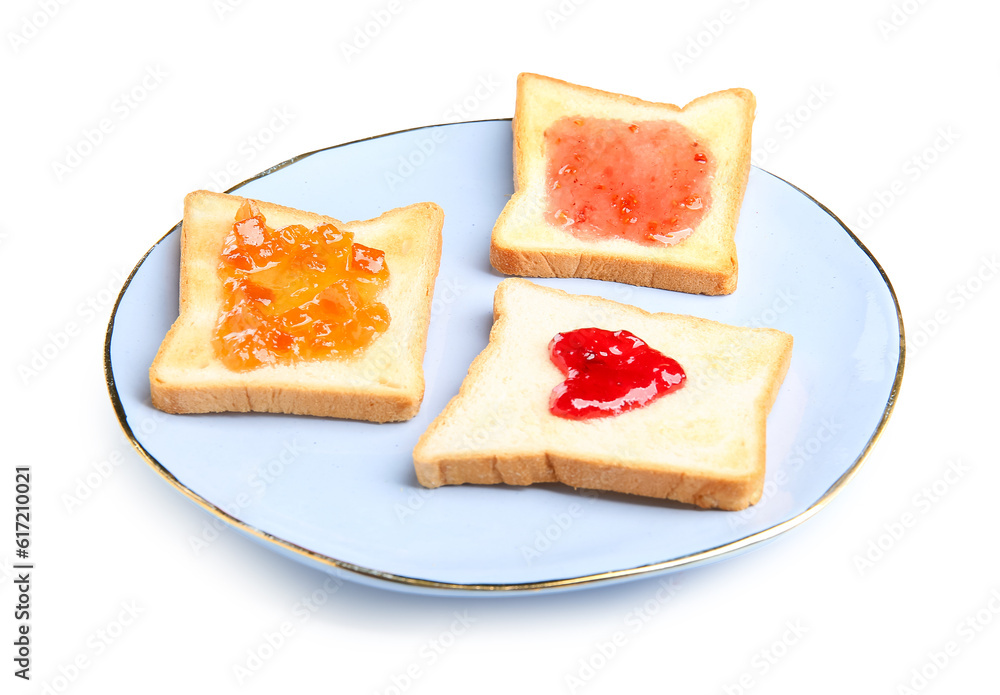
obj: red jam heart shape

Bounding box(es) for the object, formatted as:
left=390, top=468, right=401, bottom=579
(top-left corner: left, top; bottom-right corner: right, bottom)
left=548, top=327, right=686, bottom=420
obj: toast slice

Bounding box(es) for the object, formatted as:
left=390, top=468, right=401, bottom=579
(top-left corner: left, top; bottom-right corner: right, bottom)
left=413, top=279, right=792, bottom=510
left=491, top=73, right=755, bottom=295
left=149, top=190, right=444, bottom=422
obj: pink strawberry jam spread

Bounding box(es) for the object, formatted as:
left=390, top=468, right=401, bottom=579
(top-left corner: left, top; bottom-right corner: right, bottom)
left=548, top=327, right=686, bottom=420
left=544, top=117, right=714, bottom=246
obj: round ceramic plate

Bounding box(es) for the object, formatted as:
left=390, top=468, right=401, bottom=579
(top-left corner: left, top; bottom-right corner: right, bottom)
left=105, top=119, right=904, bottom=595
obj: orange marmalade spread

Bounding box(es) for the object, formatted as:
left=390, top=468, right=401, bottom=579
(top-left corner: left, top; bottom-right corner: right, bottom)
left=544, top=117, right=715, bottom=246
left=214, top=200, right=390, bottom=371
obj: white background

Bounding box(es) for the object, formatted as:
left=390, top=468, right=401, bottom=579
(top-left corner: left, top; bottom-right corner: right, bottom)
left=3, top=0, right=999, bottom=693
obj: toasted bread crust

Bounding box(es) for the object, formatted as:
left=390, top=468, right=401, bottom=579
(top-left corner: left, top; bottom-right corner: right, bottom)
left=413, top=279, right=793, bottom=511
left=489, top=243, right=737, bottom=295
left=149, top=378, right=424, bottom=422
left=149, top=191, right=444, bottom=422
left=490, top=73, right=754, bottom=295
left=418, top=450, right=769, bottom=511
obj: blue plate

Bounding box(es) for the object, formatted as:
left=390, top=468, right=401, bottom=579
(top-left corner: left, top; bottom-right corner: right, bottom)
left=105, top=119, right=904, bottom=595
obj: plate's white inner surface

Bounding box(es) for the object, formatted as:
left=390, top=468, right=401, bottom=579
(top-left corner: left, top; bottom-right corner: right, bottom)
left=109, top=120, right=900, bottom=588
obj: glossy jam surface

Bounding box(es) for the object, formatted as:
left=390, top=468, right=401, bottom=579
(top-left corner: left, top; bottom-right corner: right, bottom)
left=214, top=200, right=390, bottom=371
left=548, top=328, right=685, bottom=420
left=544, top=117, right=714, bottom=246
